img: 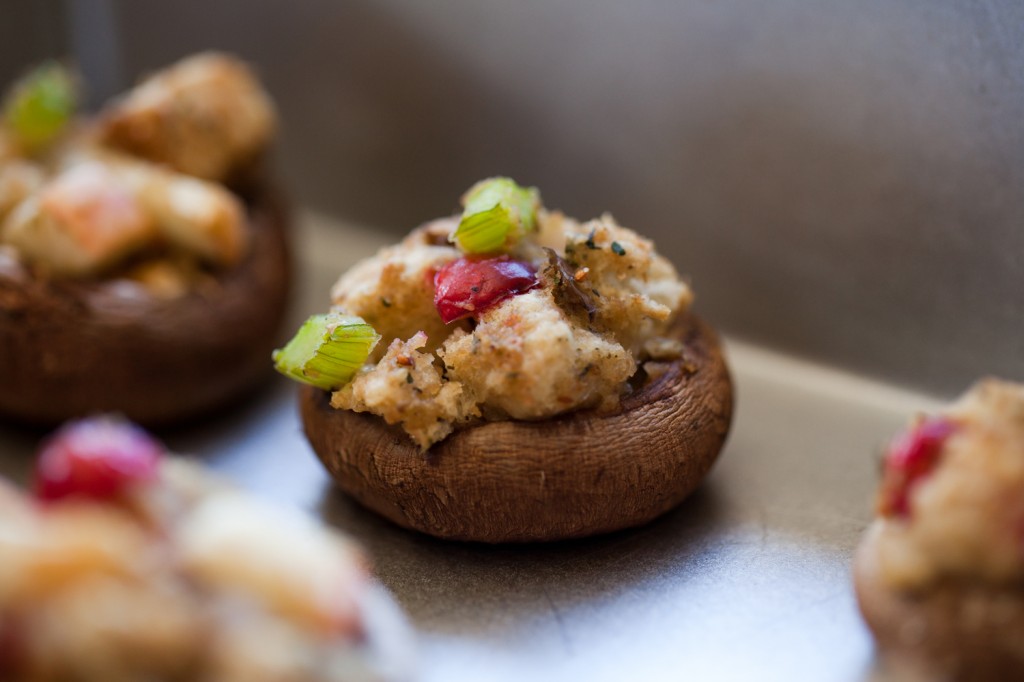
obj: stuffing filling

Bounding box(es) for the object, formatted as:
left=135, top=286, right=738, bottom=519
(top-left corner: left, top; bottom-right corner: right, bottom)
left=0, top=418, right=388, bottom=682
left=327, top=198, right=692, bottom=449
left=874, top=379, right=1024, bottom=591
left=0, top=53, right=275, bottom=294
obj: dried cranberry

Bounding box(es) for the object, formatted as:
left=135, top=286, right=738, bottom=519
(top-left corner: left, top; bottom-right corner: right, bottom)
left=433, top=256, right=539, bottom=324
left=878, top=417, right=957, bottom=518
left=33, top=417, right=163, bottom=502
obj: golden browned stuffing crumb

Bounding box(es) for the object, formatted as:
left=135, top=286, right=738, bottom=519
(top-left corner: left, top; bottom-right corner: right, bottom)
left=440, top=288, right=635, bottom=420
left=332, top=332, right=480, bottom=450
left=99, top=52, right=275, bottom=182
left=330, top=220, right=465, bottom=361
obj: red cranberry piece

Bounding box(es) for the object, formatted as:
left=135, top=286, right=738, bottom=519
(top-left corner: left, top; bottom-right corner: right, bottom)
left=433, top=256, right=539, bottom=324
left=879, top=417, right=957, bottom=518
left=33, top=417, right=163, bottom=502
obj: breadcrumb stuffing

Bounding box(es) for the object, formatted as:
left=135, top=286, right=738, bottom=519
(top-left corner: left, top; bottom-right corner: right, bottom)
left=330, top=209, right=692, bottom=449
left=440, top=289, right=634, bottom=420
left=99, top=52, right=275, bottom=182
left=332, top=332, right=480, bottom=450
left=331, top=220, right=464, bottom=360
left=876, top=379, right=1024, bottom=590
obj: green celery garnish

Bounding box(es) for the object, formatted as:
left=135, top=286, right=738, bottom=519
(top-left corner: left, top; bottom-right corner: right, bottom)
left=451, top=177, right=540, bottom=254
left=4, top=61, right=76, bottom=149
left=272, top=313, right=380, bottom=390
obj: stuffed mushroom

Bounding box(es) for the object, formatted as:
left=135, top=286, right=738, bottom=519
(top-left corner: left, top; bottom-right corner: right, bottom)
left=855, top=379, right=1024, bottom=681
left=0, top=416, right=413, bottom=681
left=0, top=53, right=290, bottom=426
left=276, top=178, right=733, bottom=542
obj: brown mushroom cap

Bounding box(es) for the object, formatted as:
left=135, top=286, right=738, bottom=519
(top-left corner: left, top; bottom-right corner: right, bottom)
left=854, top=521, right=1024, bottom=681
left=301, top=312, right=733, bottom=543
left=0, top=173, right=290, bottom=427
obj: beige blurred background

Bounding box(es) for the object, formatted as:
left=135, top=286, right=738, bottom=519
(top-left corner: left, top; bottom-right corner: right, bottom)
left=4, top=0, right=1023, bottom=395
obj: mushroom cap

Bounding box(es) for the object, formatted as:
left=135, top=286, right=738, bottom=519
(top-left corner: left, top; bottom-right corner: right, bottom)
left=0, top=172, right=291, bottom=427
left=301, top=313, right=733, bottom=543
left=854, top=521, right=1024, bottom=682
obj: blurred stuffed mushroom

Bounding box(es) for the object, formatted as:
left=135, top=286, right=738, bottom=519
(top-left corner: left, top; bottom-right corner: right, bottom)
left=0, top=53, right=290, bottom=426
left=0, top=416, right=414, bottom=681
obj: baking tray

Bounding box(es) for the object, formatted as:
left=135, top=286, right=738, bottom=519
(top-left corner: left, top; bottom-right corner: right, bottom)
left=0, top=212, right=942, bottom=682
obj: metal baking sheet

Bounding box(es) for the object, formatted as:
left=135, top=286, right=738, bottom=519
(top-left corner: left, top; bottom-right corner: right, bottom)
left=0, top=213, right=942, bottom=682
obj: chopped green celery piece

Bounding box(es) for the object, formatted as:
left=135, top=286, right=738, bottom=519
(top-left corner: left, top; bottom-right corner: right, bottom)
left=3, top=62, right=76, bottom=149
left=272, top=313, right=380, bottom=391
left=452, top=177, right=540, bottom=254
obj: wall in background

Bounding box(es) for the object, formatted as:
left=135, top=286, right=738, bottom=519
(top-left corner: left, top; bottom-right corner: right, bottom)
left=0, top=1, right=64, bottom=86
left=4, top=1, right=1023, bottom=396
